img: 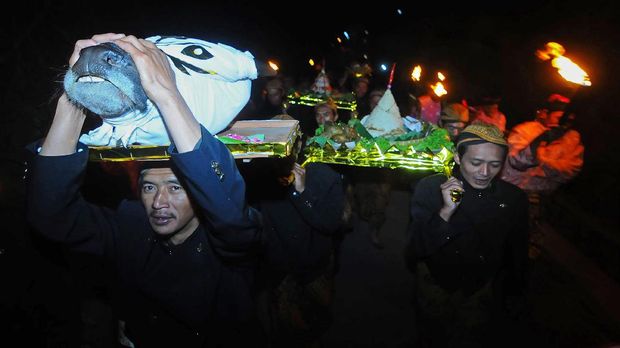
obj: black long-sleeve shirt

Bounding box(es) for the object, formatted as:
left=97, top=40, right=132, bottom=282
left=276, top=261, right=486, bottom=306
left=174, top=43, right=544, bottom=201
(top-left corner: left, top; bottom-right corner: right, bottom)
left=259, top=163, right=344, bottom=284
left=408, top=173, right=529, bottom=296
left=26, top=126, right=262, bottom=347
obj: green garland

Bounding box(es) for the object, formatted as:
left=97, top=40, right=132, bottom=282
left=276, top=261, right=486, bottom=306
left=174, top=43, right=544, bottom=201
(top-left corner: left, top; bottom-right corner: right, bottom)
left=304, top=120, right=454, bottom=173
left=307, top=120, right=453, bottom=153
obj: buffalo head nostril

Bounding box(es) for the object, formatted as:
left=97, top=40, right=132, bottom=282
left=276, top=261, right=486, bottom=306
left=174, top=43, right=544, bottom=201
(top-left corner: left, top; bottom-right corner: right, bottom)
left=103, top=51, right=124, bottom=67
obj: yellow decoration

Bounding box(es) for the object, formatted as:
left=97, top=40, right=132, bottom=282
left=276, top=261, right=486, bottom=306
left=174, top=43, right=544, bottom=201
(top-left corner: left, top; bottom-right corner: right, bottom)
left=88, top=120, right=301, bottom=162
left=286, top=92, right=357, bottom=111
left=302, top=144, right=454, bottom=175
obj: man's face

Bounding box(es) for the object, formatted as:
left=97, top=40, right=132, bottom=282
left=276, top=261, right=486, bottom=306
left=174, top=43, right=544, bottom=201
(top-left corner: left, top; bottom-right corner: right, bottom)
left=140, top=168, right=199, bottom=244
left=315, top=105, right=338, bottom=125
left=354, top=81, right=369, bottom=98
left=546, top=110, right=563, bottom=126
left=441, top=121, right=467, bottom=141
left=455, top=142, right=505, bottom=190
left=266, top=87, right=284, bottom=106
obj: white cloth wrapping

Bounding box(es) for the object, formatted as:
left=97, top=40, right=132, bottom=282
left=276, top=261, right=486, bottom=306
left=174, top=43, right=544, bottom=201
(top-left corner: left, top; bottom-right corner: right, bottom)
left=79, top=36, right=258, bottom=146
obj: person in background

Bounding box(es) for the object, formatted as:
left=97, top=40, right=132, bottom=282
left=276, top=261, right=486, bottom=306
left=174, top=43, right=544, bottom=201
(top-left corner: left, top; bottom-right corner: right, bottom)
left=501, top=93, right=584, bottom=257
left=367, top=88, right=386, bottom=112
left=253, top=123, right=345, bottom=347
left=403, top=93, right=424, bottom=133
left=253, top=77, right=289, bottom=119
left=417, top=89, right=442, bottom=125
left=470, top=96, right=507, bottom=133
left=314, top=100, right=339, bottom=126
left=439, top=102, right=470, bottom=142
left=26, top=33, right=263, bottom=347
left=406, top=124, right=529, bottom=347
left=352, top=77, right=371, bottom=117
left=405, top=93, right=422, bottom=119
left=352, top=89, right=392, bottom=248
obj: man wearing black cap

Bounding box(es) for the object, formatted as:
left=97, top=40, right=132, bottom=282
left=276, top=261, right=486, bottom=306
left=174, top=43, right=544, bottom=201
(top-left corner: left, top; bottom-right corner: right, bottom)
left=406, top=124, right=529, bottom=347
left=26, top=33, right=263, bottom=347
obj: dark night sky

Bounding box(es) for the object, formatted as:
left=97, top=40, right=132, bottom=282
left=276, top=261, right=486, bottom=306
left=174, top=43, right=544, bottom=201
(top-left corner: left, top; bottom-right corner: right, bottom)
left=2, top=0, right=619, bottom=225
left=5, top=1, right=618, bottom=115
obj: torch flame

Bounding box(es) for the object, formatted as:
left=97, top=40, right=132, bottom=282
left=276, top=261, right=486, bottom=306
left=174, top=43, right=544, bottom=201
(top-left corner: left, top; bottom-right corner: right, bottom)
left=552, top=56, right=592, bottom=86
left=437, top=72, right=445, bottom=81
left=431, top=81, right=447, bottom=97
left=536, top=42, right=591, bottom=86
left=411, top=65, right=422, bottom=81
left=268, top=60, right=279, bottom=72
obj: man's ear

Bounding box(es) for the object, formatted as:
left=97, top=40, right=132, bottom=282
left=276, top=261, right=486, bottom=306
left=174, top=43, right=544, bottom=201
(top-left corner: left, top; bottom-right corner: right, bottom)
left=454, top=152, right=461, bottom=166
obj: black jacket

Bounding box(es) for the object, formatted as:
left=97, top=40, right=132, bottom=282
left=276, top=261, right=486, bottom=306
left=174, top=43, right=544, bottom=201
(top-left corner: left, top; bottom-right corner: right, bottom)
left=407, top=173, right=529, bottom=296
left=26, top=127, right=263, bottom=347
left=259, top=163, right=344, bottom=284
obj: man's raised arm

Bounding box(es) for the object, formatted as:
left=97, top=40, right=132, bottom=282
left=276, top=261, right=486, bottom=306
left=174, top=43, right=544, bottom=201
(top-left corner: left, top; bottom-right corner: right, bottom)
left=114, top=36, right=201, bottom=152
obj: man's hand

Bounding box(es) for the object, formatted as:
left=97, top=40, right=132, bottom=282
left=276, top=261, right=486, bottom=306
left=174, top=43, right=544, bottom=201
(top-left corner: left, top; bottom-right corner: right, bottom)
left=40, top=34, right=129, bottom=156
left=113, top=35, right=200, bottom=152
left=113, top=35, right=180, bottom=106
left=69, top=33, right=126, bottom=67
left=292, top=163, right=306, bottom=193
left=438, top=176, right=464, bottom=221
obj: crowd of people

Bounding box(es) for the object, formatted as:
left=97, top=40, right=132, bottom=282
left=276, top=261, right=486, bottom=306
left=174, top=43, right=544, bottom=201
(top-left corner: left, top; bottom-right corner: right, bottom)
left=16, top=32, right=587, bottom=347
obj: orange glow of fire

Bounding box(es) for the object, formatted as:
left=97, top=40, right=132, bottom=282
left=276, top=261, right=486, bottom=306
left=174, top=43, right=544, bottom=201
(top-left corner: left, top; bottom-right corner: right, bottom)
left=431, top=81, right=447, bottom=97
left=268, top=60, right=279, bottom=71
left=552, top=56, right=591, bottom=86
left=437, top=72, right=445, bottom=81
left=536, top=42, right=591, bottom=86
left=411, top=65, right=422, bottom=81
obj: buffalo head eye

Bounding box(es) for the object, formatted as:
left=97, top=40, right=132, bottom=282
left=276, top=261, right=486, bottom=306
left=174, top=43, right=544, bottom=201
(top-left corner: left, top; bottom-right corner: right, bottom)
left=181, top=45, right=213, bottom=60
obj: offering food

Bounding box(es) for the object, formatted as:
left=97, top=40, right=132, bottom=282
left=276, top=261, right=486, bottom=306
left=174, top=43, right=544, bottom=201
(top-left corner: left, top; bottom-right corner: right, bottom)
left=360, top=89, right=406, bottom=137
left=320, top=121, right=360, bottom=144
left=303, top=88, right=454, bottom=174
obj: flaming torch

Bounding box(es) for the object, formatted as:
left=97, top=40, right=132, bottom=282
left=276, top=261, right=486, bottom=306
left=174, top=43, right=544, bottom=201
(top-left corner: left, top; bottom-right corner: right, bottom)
left=536, top=42, right=592, bottom=129
left=536, top=42, right=591, bottom=87
left=430, top=82, right=447, bottom=97
left=430, top=71, right=447, bottom=97
left=411, top=65, right=422, bottom=82
left=268, top=60, right=280, bottom=73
